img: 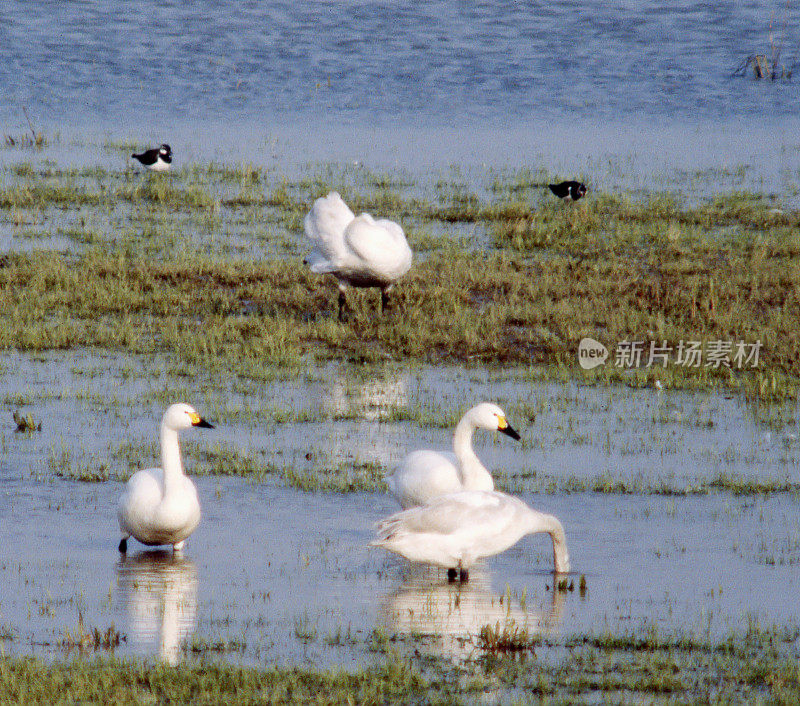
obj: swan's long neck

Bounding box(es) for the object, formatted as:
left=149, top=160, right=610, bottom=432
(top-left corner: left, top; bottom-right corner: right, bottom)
left=452, top=414, right=492, bottom=490
left=160, top=426, right=185, bottom=497
left=529, top=513, right=571, bottom=574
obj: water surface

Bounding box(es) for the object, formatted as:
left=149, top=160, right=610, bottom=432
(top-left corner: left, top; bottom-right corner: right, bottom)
left=0, top=353, right=798, bottom=666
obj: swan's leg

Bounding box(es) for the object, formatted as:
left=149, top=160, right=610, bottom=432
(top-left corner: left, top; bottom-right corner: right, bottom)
left=337, top=290, right=347, bottom=322
left=173, top=540, right=185, bottom=553
left=118, top=536, right=128, bottom=553
left=380, top=287, right=389, bottom=313
left=447, top=568, right=458, bottom=583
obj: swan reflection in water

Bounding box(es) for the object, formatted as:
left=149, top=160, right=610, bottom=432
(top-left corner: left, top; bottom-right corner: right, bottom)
left=316, top=367, right=409, bottom=468
left=378, top=565, right=565, bottom=662
left=116, top=550, right=198, bottom=664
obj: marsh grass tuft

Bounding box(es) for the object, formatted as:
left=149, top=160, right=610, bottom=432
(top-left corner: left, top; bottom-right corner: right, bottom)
left=58, top=611, right=122, bottom=652
left=281, top=461, right=387, bottom=493
left=12, top=410, right=41, bottom=433
left=498, top=469, right=800, bottom=497
left=477, top=621, right=539, bottom=654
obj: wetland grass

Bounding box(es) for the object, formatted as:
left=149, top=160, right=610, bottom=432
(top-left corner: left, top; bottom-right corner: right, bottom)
left=2, top=622, right=799, bottom=703
left=0, top=240, right=797, bottom=389
left=0, top=162, right=798, bottom=393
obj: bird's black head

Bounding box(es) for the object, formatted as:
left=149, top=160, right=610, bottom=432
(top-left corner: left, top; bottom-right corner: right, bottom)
left=159, top=144, right=172, bottom=155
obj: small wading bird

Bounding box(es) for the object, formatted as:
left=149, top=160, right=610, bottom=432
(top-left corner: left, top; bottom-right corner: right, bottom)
left=546, top=180, right=587, bottom=202
left=386, top=403, right=521, bottom=509
left=118, top=403, right=213, bottom=554
left=373, top=490, right=570, bottom=582
left=303, top=192, right=413, bottom=321
left=131, top=143, right=172, bottom=171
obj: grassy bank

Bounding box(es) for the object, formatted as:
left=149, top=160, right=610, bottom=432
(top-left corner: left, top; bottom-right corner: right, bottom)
left=2, top=623, right=799, bottom=703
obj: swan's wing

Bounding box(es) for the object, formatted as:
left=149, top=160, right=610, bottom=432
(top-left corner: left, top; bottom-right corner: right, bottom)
left=376, top=491, right=511, bottom=539
left=387, top=450, right=461, bottom=508
left=303, top=192, right=354, bottom=270
left=343, top=214, right=413, bottom=280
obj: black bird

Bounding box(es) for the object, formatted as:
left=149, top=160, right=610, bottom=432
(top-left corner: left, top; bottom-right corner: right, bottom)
left=131, top=143, right=172, bottom=171
left=547, top=180, right=587, bottom=202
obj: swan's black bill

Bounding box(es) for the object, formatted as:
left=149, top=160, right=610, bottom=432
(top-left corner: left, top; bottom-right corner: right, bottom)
left=193, top=418, right=214, bottom=429
left=500, top=423, right=521, bottom=441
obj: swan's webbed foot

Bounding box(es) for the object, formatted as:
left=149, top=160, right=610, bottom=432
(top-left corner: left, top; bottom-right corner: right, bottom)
left=118, top=537, right=128, bottom=553
left=447, top=568, right=458, bottom=583
left=459, top=568, right=469, bottom=583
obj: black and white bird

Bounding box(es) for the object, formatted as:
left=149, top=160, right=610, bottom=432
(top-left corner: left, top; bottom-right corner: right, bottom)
left=547, top=180, right=587, bottom=202
left=131, top=144, right=172, bottom=171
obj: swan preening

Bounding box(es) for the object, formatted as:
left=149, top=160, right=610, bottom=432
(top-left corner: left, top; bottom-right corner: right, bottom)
left=118, top=403, right=213, bottom=554
left=372, top=490, right=570, bottom=581
left=387, top=403, right=521, bottom=509
left=304, top=192, right=413, bottom=321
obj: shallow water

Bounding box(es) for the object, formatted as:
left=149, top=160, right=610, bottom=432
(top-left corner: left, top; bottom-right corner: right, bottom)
left=2, top=479, right=799, bottom=667
left=2, top=2, right=800, bottom=196
left=0, top=352, right=798, bottom=666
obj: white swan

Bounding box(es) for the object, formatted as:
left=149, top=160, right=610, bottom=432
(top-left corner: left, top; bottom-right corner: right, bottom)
left=118, top=403, right=214, bottom=553
left=303, top=191, right=413, bottom=321
left=372, top=490, right=570, bottom=581
left=386, top=403, right=521, bottom=509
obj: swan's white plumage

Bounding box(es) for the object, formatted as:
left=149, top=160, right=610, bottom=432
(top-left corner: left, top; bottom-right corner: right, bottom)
left=119, top=468, right=200, bottom=546
left=304, top=192, right=412, bottom=316
left=117, top=403, right=212, bottom=552
left=386, top=403, right=520, bottom=509
left=373, top=490, right=570, bottom=573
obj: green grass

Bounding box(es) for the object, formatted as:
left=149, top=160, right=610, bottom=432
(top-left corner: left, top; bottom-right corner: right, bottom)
left=2, top=622, right=799, bottom=703
left=0, top=162, right=798, bottom=395
left=497, top=469, right=800, bottom=496
left=0, top=244, right=796, bottom=394
left=0, top=657, right=430, bottom=705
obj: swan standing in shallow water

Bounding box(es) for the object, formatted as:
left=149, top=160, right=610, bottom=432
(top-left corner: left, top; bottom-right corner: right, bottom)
left=303, top=191, right=413, bottom=321
left=373, top=490, right=570, bottom=582
left=118, top=403, right=213, bottom=553
left=386, top=403, right=521, bottom=509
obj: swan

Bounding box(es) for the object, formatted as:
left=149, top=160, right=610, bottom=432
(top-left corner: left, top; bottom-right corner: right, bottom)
left=386, top=403, right=521, bottom=509
left=117, top=403, right=213, bottom=553
left=372, top=490, right=570, bottom=582
left=303, top=191, right=413, bottom=321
